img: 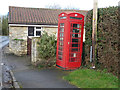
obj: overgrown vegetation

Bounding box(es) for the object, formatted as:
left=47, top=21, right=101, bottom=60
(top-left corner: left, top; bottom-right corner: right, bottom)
left=37, top=32, right=57, bottom=68
left=1, top=15, right=8, bottom=36
left=0, top=17, right=2, bottom=35
left=63, top=69, right=119, bottom=88
left=84, top=6, right=119, bottom=76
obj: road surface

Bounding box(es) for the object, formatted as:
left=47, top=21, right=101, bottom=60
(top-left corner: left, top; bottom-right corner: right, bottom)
left=0, top=36, right=9, bottom=89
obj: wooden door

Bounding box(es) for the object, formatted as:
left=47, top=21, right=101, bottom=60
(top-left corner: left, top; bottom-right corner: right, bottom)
left=27, top=37, right=32, bottom=55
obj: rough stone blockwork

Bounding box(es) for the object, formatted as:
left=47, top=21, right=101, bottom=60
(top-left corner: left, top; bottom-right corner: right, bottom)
left=9, top=26, right=28, bottom=56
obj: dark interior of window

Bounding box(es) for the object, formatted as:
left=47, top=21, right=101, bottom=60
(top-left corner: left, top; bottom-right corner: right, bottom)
left=28, top=27, right=34, bottom=36
left=36, top=27, right=41, bottom=29
left=36, top=31, right=41, bottom=36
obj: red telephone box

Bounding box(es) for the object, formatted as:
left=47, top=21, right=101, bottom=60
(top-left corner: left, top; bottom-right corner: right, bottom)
left=56, top=12, right=84, bottom=70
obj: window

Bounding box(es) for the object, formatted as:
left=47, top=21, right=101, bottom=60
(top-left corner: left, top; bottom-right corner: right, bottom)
left=28, top=27, right=42, bottom=37
left=36, top=31, right=41, bottom=36
left=28, top=27, right=34, bottom=36
left=36, top=27, right=41, bottom=29
left=35, top=27, right=42, bottom=37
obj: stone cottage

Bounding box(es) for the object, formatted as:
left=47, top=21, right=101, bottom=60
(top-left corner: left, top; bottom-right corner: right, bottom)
left=8, top=6, right=88, bottom=56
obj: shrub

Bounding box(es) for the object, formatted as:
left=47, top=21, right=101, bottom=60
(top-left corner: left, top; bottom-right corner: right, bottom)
left=37, top=32, right=57, bottom=68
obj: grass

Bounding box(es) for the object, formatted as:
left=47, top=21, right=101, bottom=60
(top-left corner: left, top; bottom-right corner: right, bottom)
left=63, top=69, right=119, bottom=88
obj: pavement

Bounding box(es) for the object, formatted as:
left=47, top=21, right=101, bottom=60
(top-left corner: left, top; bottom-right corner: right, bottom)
left=0, top=48, right=2, bottom=89
left=0, top=36, right=9, bottom=89
left=2, top=45, right=77, bottom=88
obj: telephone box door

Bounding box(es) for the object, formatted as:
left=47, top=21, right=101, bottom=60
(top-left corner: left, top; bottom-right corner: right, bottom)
left=67, top=22, right=83, bottom=68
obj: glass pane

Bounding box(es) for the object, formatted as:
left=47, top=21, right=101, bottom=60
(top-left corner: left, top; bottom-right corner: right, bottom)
left=28, top=27, right=34, bottom=36
left=72, top=48, right=79, bottom=51
left=60, top=33, right=64, bottom=37
left=59, top=47, right=63, bottom=51
left=58, top=51, right=63, bottom=56
left=72, top=34, right=79, bottom=38
left=60, top=28, right=64, bottom=32
left=36, top=31, right=41, bottom=36
left=60, top=37, right=63, bottom=41
left=78, top=34, right=81, bottom=37
left=72, top=39, right=78, bottom=42
left=59, top=42, right=63, bottom=46
left=80, top=25, right=82, bottom=28
left=73, top=24, right=80, bottom=28
left=70, top=53, right=77, bottom=57
left=72, top=44, right=78, bottom=47
left=60, top=23, right=64, bottom=27
left=73, top=29, right=79, bottom=33
left=58, top=56, right=62, bottom=60
left=70, top=58, right=76, bottom=62
left=36, top=27, right=41, bottom=29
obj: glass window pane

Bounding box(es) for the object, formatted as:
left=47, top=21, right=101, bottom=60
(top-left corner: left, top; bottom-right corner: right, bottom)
left=59, top=47, right=63, bottom=51
left=78, top=34, right=81, bottom=37
left=72, top=39, right=78, bottom=42
left=28, top=27, right=34, bottom=36
left=72, top=34, right=79, bottom=38
left=60, top=23, right=64, bottom=27
left=71, top=48, right=79, bottom=51
left=72, top=44, right=78, bottom=47
left=36, top=31, right=41, bottom=36
left=60, top=37, right=63, bottom=41
left=60, top=28, right=64, bottom=32
left=73, top=29, right=79, bottom=33
left=58, top=56, right=62, bottom=60
left=59, top=42, right=63, bottom=46
left=36, top=27, right=41, bottom=29
left=58, top=51, right=63, bottom=56
left=73, top=24, right=80, bottom=28
left=70, top=58, right=76, bottom=62
left=60, top=33, right=64, bottom=37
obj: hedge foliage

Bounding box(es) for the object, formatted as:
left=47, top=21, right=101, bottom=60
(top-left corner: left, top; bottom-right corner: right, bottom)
left=85, top=6, right=119, bottom=76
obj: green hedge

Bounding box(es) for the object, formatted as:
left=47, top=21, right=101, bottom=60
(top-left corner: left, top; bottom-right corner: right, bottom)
left=85, top=6, right=119, bottom=76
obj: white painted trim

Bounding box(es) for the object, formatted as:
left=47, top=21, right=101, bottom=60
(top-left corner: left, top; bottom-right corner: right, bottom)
left=9, top=24, right=58, bottom=28
left=34, top=26, right=42, bottom=37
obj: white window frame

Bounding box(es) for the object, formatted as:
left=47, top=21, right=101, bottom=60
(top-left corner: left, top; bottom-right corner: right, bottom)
left=34, top=27, right=42, bottom=37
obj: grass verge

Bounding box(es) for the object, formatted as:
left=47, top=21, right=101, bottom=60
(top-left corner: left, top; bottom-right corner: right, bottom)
left=63, top=69, right=119, bottom=88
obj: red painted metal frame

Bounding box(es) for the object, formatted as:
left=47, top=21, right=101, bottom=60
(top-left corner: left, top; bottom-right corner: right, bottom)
left=56, top=12, right=84, bottom=70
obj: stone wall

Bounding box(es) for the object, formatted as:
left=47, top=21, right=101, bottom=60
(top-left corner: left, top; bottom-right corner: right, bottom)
left=42, top=27, right=58, bottom=37
left=9, top=26, right=28, bottom=56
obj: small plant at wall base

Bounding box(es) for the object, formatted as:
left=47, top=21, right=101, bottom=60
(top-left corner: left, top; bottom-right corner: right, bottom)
left=13, top=38, right=24, bottom=41
left=37, top=32, right=57, bottom=68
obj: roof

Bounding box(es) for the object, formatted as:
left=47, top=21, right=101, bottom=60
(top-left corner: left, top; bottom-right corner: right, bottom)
left=9, top=6, right=88, bottom=25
